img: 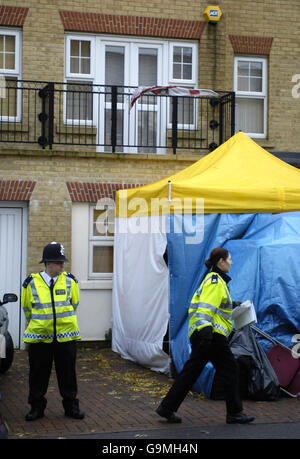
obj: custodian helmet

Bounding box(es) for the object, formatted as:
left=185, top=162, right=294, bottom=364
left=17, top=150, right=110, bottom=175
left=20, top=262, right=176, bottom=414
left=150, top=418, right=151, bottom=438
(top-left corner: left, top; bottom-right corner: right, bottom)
left=40, top=241, right=68, bottom=263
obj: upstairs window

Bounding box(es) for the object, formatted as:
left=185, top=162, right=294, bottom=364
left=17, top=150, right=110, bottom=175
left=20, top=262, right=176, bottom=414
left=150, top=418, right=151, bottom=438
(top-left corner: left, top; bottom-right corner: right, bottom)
left=170, top=44, right=196, bottom=83
left=169, top=43, right=197, bottom=129
left=65, top=36, right=95, bottom=123
left=0, top=29, right=21, bottom=121
left=234, top=56, right=267, bottom=138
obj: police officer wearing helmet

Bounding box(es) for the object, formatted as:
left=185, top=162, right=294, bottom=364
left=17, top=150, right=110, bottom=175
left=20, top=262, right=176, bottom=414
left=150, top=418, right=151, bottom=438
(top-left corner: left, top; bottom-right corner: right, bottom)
left=156, top=247, right=255, bottom=425
left=21, top=241, right=84, bottom=421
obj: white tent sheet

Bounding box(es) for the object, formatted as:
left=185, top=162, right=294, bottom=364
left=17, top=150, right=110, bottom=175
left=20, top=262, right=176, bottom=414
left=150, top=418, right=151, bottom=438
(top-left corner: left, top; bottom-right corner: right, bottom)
left=112, top=216, right=170, bottom=373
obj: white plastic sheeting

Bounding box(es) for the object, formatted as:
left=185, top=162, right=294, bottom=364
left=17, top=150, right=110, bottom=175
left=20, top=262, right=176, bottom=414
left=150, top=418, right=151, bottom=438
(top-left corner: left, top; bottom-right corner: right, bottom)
left=112, top=216, right=170, bottom=373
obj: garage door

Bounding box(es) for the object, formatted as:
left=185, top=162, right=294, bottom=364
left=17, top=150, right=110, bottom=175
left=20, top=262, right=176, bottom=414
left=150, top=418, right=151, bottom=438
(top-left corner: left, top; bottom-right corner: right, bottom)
left=0, top=208, right=23, bottom=348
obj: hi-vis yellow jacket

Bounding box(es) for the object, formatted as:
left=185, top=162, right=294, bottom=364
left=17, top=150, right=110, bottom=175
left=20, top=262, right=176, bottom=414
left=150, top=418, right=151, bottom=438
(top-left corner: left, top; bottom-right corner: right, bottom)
left=21, top=272, right=81, bottom=343
left=188, top=271, right=233, bottom=338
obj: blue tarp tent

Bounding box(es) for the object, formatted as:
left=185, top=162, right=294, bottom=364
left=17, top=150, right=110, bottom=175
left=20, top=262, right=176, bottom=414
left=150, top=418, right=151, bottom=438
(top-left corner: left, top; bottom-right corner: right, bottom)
left=167, top=212, right=300, bottom=397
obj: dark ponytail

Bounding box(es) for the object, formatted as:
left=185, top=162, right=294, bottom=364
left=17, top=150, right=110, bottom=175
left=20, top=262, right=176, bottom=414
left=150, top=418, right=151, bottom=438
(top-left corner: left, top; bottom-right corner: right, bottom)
left=205, top=247, right=229, bottom=269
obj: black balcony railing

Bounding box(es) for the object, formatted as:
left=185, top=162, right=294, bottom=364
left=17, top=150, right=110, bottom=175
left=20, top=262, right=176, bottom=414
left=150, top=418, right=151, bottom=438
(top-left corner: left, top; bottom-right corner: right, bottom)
left=0, top=80, right=235, bottom=154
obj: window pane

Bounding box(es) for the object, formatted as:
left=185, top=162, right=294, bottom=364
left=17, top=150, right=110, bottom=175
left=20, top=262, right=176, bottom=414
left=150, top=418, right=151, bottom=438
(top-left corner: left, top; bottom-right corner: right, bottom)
left=70, top=40, right=80, bottom=56
left=238, top=61, right=249, bottom=76
left=66, top=81, right=93, bottom=120
left=93, top=207, right=115, bottom=236
left=0, top=77, right=17, bottom=117
left=6, top=36, right=15, bottom=53
left=81, top=41, right=90, bottom=58
left=139, top=48, right=157, bottom=86
left=182, top=47, right=192, bottom=63
left=138, top=110, right=157, bottom=153
left=250, top=77, right=262, bottom=92
left=236, top=97, right=264, bottom=134
left=81, top=58, right=90, bottom=74
left=250, top=62, right=262, bottom=77
left=105, top=46, right=124, bottom=86
left=169, top=96, right=195, bottom=125
left=173, top=63, right=181, bottom=79
left=93, top=245, right=113, bottom=273
left=104, top=108, right=124, bottom=152
left=0, top=35, right=16, bottom=70
left=238, top=76, right=249, bottom=91
left=183, top=64, right=192, bottom=80
left=70, top=57, right=79, bottom=73
left=173, top=46, right=193, bottom=80
left=5, top=53, right=15, bottom=70
left=173, top=46, right=182, bottom=62
left=70, top=40, right=91, bottom=74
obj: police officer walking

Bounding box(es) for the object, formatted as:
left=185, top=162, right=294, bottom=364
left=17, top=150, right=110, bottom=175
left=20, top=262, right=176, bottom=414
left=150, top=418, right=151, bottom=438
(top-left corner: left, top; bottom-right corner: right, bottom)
left=156, top=247, right=254, bottom=425
left=21, top=241, right=84, bottom=421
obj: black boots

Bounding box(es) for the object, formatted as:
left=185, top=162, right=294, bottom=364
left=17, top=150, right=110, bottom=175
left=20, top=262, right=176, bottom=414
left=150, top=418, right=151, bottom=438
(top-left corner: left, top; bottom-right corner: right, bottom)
left=156, top=404, right=182, bottom=423
left=226, top=412, right=255, bottom=424
left=26, top=399, right=84, bottom=421
left=63, top=398, right=85, bottom=420
left=25, top=407, right=44, bottom=421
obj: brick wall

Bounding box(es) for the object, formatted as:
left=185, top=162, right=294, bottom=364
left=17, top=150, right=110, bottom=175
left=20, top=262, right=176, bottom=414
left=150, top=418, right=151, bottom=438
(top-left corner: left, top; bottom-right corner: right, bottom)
left=1, top=0, right=300, bottom=274
left=59, top=11, right=206, bottom=39
left=0, top=149, right=196, bottom=272
left=1, top=0, right=299, bottom=150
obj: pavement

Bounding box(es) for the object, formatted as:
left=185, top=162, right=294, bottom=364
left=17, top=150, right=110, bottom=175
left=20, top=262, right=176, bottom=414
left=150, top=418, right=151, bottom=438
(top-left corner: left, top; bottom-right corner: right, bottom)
left=1, top=343, right=300, bottom=446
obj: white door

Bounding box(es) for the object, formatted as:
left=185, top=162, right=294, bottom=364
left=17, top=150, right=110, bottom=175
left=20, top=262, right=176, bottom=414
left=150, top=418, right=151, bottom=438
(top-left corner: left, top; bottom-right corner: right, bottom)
left=97, top=40, right=165, bottom=153
left=0, top=208, right=23, bottom=347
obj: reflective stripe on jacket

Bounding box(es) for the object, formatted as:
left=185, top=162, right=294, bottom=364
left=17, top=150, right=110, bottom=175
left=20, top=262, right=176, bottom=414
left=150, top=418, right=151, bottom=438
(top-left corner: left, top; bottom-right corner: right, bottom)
left=188, top=271, right=232, bottom=338
left=21, top=272, right=81, bottom=343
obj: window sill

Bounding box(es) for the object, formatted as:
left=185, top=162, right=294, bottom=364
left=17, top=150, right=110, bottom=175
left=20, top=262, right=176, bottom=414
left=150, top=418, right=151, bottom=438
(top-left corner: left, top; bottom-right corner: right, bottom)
left=254, top=138, right=275, bottom=149
left=79, top=279, right=112, bottom=290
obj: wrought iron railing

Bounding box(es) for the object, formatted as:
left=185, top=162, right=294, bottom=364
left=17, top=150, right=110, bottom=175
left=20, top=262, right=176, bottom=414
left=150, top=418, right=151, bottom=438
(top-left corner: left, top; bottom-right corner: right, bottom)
left=0, top=80, right=235, bottom=154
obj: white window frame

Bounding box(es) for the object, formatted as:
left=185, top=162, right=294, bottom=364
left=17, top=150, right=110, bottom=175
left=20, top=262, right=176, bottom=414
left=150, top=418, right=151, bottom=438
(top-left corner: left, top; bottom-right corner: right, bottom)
left=234, top=56, right=267, bottom=139
left=168, top=42, right=197, bottom=84
left=0, top=28, right=22, bottom=122
left=167, top=42, right=197, bottom=130
left=64, top=35, right=96, bottom=125
left=88, top=204, right=114, bottom=279
left=65, top=34, right=95, bottom=79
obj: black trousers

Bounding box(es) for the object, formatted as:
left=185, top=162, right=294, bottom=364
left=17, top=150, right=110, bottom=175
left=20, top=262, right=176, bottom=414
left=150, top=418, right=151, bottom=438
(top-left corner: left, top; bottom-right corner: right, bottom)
left=162, top=330, right=243, bottom=415
left=28, top=340, right=78, bottom=411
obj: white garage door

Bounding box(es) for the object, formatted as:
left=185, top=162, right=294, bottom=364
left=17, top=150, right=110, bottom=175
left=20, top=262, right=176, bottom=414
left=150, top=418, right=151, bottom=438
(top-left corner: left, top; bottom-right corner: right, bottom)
left=0, top=208, right=23, bottom=348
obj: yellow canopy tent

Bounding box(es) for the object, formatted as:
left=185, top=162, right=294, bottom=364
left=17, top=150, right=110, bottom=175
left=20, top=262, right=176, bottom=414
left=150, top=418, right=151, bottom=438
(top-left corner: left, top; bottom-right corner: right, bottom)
left=116, top=131, right=300, bottom=217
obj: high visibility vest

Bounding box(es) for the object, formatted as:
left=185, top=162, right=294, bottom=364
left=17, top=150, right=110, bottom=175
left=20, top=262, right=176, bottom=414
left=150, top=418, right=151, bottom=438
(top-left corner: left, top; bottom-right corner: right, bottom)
left=188, top=271, right=232, bottom=338
left=21, top=272, right=81, bottom=343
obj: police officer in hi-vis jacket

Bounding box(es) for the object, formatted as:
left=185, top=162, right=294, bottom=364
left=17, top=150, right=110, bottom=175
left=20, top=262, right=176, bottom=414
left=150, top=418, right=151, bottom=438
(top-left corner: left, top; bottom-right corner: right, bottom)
left=22, top=241, right=84, bottom=421
left=156, top=247, right=254, bottom=425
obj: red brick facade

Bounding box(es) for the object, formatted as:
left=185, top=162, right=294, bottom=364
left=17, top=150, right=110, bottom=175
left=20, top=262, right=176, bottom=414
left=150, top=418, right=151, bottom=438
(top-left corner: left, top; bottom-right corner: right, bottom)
left=0, top=180, right=36, bottom=201
left=0, top=5, right=29, bottom=27
left=228, top=35, right=273, bottom=55
left=59, top=11, right=206, bottom=39
left=66, top=182, right=143, bottom=202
